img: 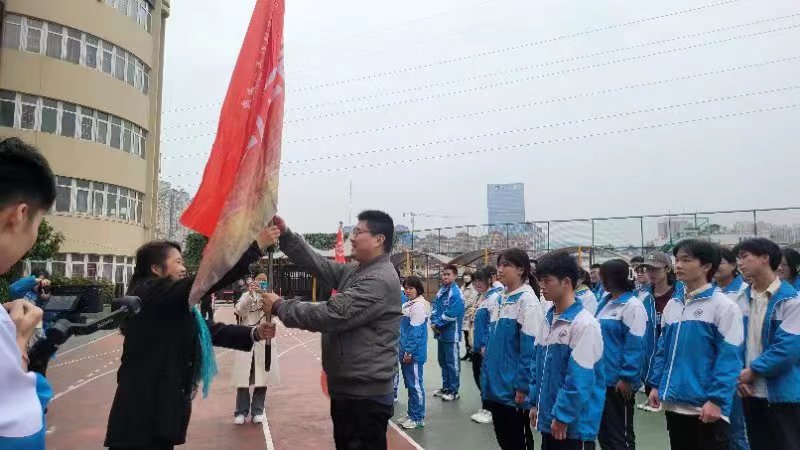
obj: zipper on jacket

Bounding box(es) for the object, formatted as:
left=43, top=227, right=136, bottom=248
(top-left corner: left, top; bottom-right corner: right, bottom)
left=662, top=303, right=685, bottom=399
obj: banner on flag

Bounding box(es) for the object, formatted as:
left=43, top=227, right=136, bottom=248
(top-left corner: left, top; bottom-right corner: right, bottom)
left=180, top=0, right=285, bottom=305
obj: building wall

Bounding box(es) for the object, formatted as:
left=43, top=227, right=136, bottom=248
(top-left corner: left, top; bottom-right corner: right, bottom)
left=156, top=181, right=192, bottom=247
left=487, top=183, right=525, bottom=224
left=1, top=0, right=169, bottom=286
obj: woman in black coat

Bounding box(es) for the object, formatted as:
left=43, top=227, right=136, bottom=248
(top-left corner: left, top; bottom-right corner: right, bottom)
left=104, top=227, right=279, bottom=449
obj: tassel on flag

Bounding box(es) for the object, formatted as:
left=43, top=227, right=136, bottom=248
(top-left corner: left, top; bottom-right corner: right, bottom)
left=180, top=0, right=285, bottom=305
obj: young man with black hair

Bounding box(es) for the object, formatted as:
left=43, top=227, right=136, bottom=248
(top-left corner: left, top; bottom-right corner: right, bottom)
left=431, top=263, right=465, bottom=401
left=734, top=238, right=800, bottom=450
left=0, top=138, right=56, bottom=449
left=530, top=252, right=605, bottom=449
left=590, top=264, right=603, bottom=299
left=261, top=211, right=402, bottom=450
left=647, top=239, right=743, bottom=450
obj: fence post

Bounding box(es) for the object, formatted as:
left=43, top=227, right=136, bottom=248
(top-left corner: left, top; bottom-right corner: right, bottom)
left=506, top=224, right=510, bottom=249
left=547, top=222, right=551, bottom=252
left=753, top=210, right=758, bottom=236
left=694, top=213, right=699, bottom=239
left=591, top=219, right=595, bottom=250
left=437, top=228, right=442, bottom=254
left=411, top=229, right=415, bottom=250
left=640, top=216, right=645, bottom=256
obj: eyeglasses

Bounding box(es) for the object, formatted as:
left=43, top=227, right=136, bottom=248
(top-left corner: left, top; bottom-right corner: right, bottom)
left=351, top=227, right=377, bottom=237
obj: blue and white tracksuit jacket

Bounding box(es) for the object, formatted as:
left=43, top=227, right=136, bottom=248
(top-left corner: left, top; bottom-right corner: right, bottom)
left=717, top=275, right=750, bottom=450
left=531, top=301, right=606, bottom=441
left=473, top=287, right=503, bottom=353
left=399, top=296, right=430, bottom=421
left=595, top=292, right=647, bottom=389
left=575, top=286, right=598, bottom=316
left=635, top=285, right=658, bottom=386
left=431, top=283, right=465, bottom=343
left=481, top=284, right=545, bottom=409
left=0, top=306, right=51, bottom=450
left=744, top=280, right=800, bottom=404
left=647, top=285, right=744, bottom=417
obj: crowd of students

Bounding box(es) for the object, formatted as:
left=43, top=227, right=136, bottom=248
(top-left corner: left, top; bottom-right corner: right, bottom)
left=393, top=239, right=800, bottom=450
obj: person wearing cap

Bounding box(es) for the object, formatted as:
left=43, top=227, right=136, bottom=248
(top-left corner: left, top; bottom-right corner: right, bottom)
left=631, top=257, right=658, bottom=413
left=640, top=252, right=679, bottom=334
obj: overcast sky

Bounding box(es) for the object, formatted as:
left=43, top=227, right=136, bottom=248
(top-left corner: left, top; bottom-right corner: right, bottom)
left=158, top=0, right=800, bottom=234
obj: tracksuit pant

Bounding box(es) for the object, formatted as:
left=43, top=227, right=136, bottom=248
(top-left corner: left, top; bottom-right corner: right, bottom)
left=541, top=433, right=596, bottom=450
left=437, top=340, right=460, bottom=393
left=487, top=401, right=534, bottom=450
left=598, top=387, right=635, bottom=450
left=729, top=394, right=749, bottom=450
left=401, top=362, right=426, bottom=421
left=472, top=352, right=489, bottom=410
left=664, top=411, right=729, bottom=450
left=743, top=397, right=800, bottom=450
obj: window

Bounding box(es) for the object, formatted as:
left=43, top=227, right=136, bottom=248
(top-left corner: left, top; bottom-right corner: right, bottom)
left=134, top=60, right=143, bottom=90
left=72, top=255, right=85, bottom=278
left=138, top=2, right=148, bottom=27
left=20, top=95, right=37, bottom=130
left=46, top=23, right=63, bottom=59
left=126, top=54, right=135, bottom=86
left=25, top=19, right=43, bottom=53
left=85, top=36, right=99, bottom=69
left=101, top=42, right=113, bottom=75
left=146, top=10, right=153, bottom=33
left=119, top=188, right=129, bottom=220
left=4, top=16, right=22, bottom=50
left=0, top=91, right=16, bottom=127
left=122, top=121, right=132, bottom=152
left=117, top=0, right=130, bottom=17
left=115, top=260, right=124, bottom=284
left=75, top=180, right=90, bottom=213
left=55, top=177, right=72, bottom=213
left=96, top=113, right=109, bottom=145
left=65, top=29, right=81, bottom=64
left=101, top=255, right=113, bottom=281
left=41, top=99, right=58, bottom=134
left=80, top=107, right=95, bottom=141
left=115, top=49, right=126, bottom=81
left=93, top=182, right=106, bottom=216
left=143, top=67, right=150, bottom=94
left=136, top=193, right=144, bottom=222
left=139, top=131, right=147, bottom=158
left=110, top=117, right=122, bottom=149
left=107, top=186, right=118, bottom=218
left=106, top=0, right=116, bottom=7
left=61, top=103, right=77, bottom=138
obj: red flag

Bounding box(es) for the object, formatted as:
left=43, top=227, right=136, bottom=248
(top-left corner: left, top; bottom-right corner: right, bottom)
left=334, top=223, right=346, bottom=264
left=180, top=0, right=285, bottom=304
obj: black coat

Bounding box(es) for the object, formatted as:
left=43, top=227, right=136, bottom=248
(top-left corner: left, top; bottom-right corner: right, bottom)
left=104, top=243, right=263, bottom=447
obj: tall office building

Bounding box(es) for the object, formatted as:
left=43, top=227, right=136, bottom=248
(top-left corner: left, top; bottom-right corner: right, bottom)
left=487, top=183, right=525, bottom=224
left=0, top=0, right=169, bottom=284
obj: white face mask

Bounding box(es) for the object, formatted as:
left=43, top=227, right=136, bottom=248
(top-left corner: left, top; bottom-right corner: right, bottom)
left=463, top=276, right=472, bottom=283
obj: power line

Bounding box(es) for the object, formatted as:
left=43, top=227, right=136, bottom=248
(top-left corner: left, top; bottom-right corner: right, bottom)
left=158, top=55, right=800, bottom=145
left=160, top=103, right=800, bottom=180
left=285, top=24, right=800, bottom=123
left=289, top=15, right=800, bottom=111
left=281, top=103, right=799, bottom=176
left=160, top=0, right=749, bottom=114
left=289, top=0, right=749, bottom=79
left=159, top=84, right=800, bottom=161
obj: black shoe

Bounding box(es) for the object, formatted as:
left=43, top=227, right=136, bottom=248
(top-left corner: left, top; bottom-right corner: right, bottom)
left=461, top=352, right=472, bottom=361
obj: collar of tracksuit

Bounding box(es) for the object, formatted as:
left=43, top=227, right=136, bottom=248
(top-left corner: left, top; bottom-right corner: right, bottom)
left=718, top=275, right=744, bottom=294
left=504, top=283, right=533, bottom=300
left=745, top=276, right=781, bottom=302
left=546, top=299, right=584, bottom=324
left=673, top=284, right=715, bottom=305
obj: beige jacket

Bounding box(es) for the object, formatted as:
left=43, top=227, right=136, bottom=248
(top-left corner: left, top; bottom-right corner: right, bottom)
left=231, top=291, right=280, bottom=388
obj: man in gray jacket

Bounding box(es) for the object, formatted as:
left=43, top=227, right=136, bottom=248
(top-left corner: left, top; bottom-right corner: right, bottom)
left=262, top=210, right=402, bottom=450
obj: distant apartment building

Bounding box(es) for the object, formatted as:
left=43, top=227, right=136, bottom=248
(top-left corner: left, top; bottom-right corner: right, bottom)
left=156, top=181, right=192, bottom=247
left=487, top=183, right=525, bottom=224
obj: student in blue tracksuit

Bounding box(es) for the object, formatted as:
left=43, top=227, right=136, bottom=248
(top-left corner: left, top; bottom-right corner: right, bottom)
left=575, top=269, right=598, bottom=316
left=647, top=240, right=743, bottom=450
left=469, top=267, right=502, bottom=425
left=777, top=247, right=800, bottom=291
left=590, top=264, right=604, bottom=300
left=483, top=248, right=544, bottom=450
left=714, top=246, right=750, bottom=450
left=397, top=276, right=430, bottom=429
left=595, top=259, right=647, bottom=450
left=632, top=263, right=657, bottom=411
left=530, top=252, right=605, bottom=450
left=735, top=238, right=800, bottom=450
left=430, top=264, right=465, bottom=401
left=393, top=287, right=409, bottom=403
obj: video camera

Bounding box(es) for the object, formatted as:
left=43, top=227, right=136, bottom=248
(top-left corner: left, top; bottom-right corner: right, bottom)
left=28, top=289, right=141, bottom=376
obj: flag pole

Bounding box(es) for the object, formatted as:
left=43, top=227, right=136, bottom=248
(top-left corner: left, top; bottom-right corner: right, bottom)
left=264, top=219, right=274, bottom=372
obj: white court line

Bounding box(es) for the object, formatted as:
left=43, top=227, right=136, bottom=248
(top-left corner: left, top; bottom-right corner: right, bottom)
left=57, top=331, right=119, bottom=356
left=51, top=367, right=117, bottom=402
left=277, top=336, right=320, bottom=358
left=262, top=416, right=275, bottom=450
left=388, top=421, right=426, bottom=450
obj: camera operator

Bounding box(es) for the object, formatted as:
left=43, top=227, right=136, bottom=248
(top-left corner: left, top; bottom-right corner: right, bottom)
left=0, top=137, right=57, bottom=449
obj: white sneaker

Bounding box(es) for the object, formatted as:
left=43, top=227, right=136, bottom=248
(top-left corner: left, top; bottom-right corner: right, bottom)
left=233, top=415, right=246, bottom=425
left=441, top=392, right=460, bottom=401
left=433, top=389, right=447, bottom=397
left=400, top=418, right=425, bottom=429
left=471, top=409, right=492, bottom=424
left=396, top=414, right=409, bottom=423
left=252, top=414, right=265, bottom=424
left=636, top=401, right=660, bottom=412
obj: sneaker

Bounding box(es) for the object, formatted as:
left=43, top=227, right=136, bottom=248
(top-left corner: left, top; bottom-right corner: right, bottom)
left=636, top=401, right=660, bottom=412
left=433, top=388, right=448, bottom=397
left=396, top=414, right=409, bottom=423
left=252, top=414, right=265, bottom=424
left=400, top=418, right=425, bottom=429
left=471, top=409, right=492, bottom=424
left=233, top=415, right=246, bottom=425
left=442, top=392, right=460, bottom=401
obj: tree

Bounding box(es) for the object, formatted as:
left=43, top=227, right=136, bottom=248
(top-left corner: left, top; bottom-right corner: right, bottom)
left=303, top=233, right=337, bottom=250
left=183, top=232, right=208, bottom=269
left=1, top=218, right=64, bottom=300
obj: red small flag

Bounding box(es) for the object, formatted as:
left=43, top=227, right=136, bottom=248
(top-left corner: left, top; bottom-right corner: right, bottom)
left=334, top=223, right=346, bottom=264
left=180, top=0, right=285, bottom=304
